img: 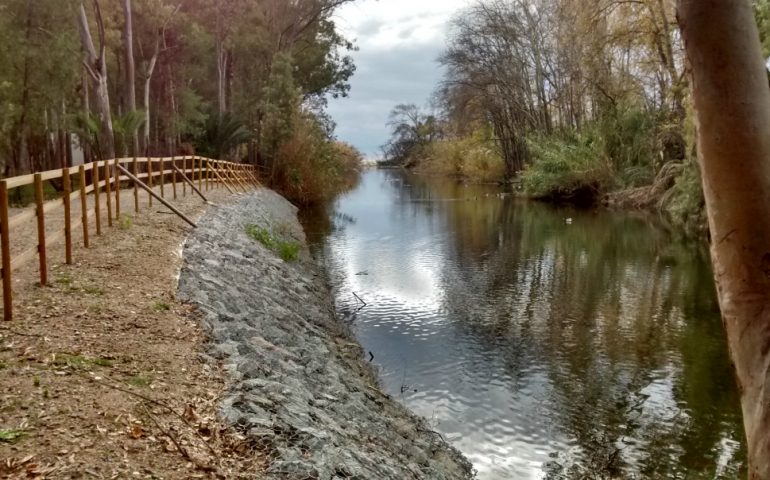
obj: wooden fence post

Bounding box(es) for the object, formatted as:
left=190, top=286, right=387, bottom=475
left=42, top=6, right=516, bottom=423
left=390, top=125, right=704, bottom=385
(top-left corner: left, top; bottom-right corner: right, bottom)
left=205, top=158, right=210, bottom=191
left=197, top=157, right=203, bottom=191
left=114, top=158, right=120, bottom=219
left=147, top=158, right=153, bottom=207
left=62, top=168, right=72, bottom=265
left=172, top=156, right=178, bottom=200
left=78, top=165, right=89, bottom=248
left=133, top=157, right=139, bottom=212
left=104, top=160, right=113, bottom=228
left=160, top=157, right=165, bottom=198
left=94, top=162, right=101, bottom=235
left=1, top=181, right=12, bottom=321
left=34, top=173, right=47, bottom=286
left=182, top=156, right=187, bottom=197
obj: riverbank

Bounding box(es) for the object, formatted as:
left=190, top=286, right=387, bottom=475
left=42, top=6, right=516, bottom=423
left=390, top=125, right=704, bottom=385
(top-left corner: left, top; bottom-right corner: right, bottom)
left=179, top=189, right=474, bottom=479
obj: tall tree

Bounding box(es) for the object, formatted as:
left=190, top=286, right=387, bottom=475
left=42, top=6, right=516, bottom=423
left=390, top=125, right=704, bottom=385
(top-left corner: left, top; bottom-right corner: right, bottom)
left=678, top=1, right=770, bottom=477
left=77, top=0, right=115, bottom=159
left=121, top=0, right=138, bottom=154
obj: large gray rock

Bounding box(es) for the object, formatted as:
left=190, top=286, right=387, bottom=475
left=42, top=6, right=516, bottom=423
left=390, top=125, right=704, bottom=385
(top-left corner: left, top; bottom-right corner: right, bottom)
left=178, top=189, right=475, bottom=480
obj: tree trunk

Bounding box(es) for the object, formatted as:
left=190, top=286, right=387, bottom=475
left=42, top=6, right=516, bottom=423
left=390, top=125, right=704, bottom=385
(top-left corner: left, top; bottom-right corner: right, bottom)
left=122, top=0, right=139, bottom=155
left=77, top=1, right=115, bottom=160
left=678, top=1, right=770, bottom=478
left=141, top=53, right=157, bottom=154
left=215, top=0, right=227, bottom=113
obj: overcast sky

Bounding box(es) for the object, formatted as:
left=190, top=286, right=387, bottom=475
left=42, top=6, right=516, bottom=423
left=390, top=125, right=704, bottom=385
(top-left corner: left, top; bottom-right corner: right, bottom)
left=327, top=0, right=470, bottom=159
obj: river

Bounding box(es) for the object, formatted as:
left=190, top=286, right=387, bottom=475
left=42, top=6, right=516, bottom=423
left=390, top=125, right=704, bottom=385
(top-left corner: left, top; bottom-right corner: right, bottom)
left=301, top=168, right=745, bottom=479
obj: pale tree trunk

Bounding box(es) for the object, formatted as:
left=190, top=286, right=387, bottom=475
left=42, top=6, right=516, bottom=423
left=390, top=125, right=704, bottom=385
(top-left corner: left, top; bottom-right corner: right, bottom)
left=678, top=1, right=770, bottom=478
left=81, top=68, right=91, bottom=163
left=137, top=2, right=181, bottom=154
left=122, top=0, right=139, bottom=155
left=142, top=53, right=157, bottom=154
left=77, top=1, right=115, bottom=160
left=216, top=0, right=227, bottom=114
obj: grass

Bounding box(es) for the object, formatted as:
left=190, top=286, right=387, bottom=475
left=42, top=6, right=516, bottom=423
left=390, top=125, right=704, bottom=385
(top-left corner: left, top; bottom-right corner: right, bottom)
left=126, top=375, right=153, bottom=388
left=152, top=300, right=172, bottom=312
left=83, top=285, right=105, bottom=296
left=119, top=214, right=134, bottom=230
left=277, top=242, right=299, bottom=262
left=0, top=429, right=25, bottom=444
left=244, top=224, right=300, bottom=262
left=53, top=353, right=114, bottom=370
left=55, top=273, right=73, bottom=286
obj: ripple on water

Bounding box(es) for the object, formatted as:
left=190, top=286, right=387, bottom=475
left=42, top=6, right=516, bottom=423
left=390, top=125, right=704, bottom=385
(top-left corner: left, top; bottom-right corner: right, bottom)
left=314, top=169, right=745, bottom=479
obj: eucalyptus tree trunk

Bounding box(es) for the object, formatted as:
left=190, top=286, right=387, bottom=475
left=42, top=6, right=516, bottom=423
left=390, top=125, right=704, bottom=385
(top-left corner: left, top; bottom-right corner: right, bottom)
left=77, top=1, right=115, bottom=160
left=678, top=1, right=770, bottom=477
left=122, top=0, right=139, bottom=155
left=141, top=53, right=157, bottom=154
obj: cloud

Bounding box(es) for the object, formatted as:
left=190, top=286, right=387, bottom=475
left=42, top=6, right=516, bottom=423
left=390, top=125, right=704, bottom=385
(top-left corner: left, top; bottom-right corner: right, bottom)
left=328, top=0, right=469, bottom=158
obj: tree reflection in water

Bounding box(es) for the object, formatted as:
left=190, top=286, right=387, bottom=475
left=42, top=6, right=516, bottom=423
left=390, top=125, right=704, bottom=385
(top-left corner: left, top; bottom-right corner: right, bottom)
left=304, top=169, right=745, bottom=479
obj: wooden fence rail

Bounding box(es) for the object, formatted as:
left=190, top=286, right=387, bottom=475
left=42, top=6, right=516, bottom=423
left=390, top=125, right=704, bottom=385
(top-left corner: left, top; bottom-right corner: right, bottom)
left=0, top=156, right=259, bottom=321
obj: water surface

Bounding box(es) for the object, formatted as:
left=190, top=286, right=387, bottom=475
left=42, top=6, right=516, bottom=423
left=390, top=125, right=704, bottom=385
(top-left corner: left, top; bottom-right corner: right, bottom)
left=302, top=169, right=745, bottom=479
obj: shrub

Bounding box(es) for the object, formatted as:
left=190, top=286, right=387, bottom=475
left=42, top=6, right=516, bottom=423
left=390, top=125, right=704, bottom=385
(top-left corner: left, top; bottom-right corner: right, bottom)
left=414, top=129, right=506, bottom=182
left=271, top=112, right=362, bottom=204
left=522, top=132, right=611, bottom=203
left=245, top=224, right=301, bottom=262
left=661, top=160, right=707, bottom=233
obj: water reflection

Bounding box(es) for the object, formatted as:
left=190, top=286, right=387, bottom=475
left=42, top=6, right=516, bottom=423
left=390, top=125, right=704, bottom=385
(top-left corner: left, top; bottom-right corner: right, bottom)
left=302, top=169, right=745, bottom=479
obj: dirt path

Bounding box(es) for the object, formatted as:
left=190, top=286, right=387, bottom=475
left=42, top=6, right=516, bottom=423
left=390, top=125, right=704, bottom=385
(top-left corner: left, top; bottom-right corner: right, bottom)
left=0, top=185, right=264, bottom=478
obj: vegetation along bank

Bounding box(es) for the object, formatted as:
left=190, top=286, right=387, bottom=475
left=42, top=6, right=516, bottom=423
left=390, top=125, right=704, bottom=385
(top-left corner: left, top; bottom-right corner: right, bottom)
left=378, top=0, right=770, bottom=235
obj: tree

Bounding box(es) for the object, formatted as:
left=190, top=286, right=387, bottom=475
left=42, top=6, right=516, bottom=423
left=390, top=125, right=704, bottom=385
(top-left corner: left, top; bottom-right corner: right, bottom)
left=77, top=0, right=115, bottom=159
left=678, top=1, right=770, bottom=477
left=381, top=104, right=443, bottom=166
left=122, top=0, right=138, bottom=154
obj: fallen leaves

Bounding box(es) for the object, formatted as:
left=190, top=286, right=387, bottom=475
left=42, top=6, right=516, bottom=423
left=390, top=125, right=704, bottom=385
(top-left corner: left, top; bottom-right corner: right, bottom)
left=0, top=190, right=265, bottom=478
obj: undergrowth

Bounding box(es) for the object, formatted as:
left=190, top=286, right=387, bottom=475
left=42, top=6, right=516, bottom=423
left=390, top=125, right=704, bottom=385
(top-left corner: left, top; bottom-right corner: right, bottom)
left=522, top=133, right=611, bottom=201
left=245, top=224, right=300, bottom=262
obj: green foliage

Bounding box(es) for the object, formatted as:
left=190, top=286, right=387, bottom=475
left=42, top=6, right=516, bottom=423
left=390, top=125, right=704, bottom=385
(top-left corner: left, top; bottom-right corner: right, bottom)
left=755, top=0, right=770, bottom=57
left=196, top=112, right=253, bottom=160
left=662, top=160, right=707, bottom=233
left=598, top=107, right=657, bottom=187
left=53, top=353, right=113, bottom=370
left=112, top=111, right=146, bottom=157
left=261, top=53, right=302, bottom=163
left=245, top=225, right=273, bottom=247
left=126, top=375, right=153, bottom=388
left=152, top=300, right=171, bottom=312
left=522, top=133, right=610, bottom=202
left=119, top=214, right=133, bottom=230
left=0, top=0, right=80, bottom=172
left=277, top=242, right=300, bottom=262
left=293, top=19, right=357, bottom=101
left=0, top=429, right=24, bottom=444
left=245, top=224, right=300, bottom=262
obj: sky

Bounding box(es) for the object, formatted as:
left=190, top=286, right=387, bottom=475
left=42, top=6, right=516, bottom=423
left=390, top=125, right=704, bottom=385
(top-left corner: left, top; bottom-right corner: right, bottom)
left=327, top=0, right=470, bottom=160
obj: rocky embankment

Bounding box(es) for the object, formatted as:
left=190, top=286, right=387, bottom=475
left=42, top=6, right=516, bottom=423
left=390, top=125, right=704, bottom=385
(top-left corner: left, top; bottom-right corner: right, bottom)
left=178, top=189, right=474, bottom=479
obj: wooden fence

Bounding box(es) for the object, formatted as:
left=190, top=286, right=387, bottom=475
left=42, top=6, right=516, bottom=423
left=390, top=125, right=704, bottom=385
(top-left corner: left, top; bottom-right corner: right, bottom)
left=0, top=156, right=259, bottom=321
